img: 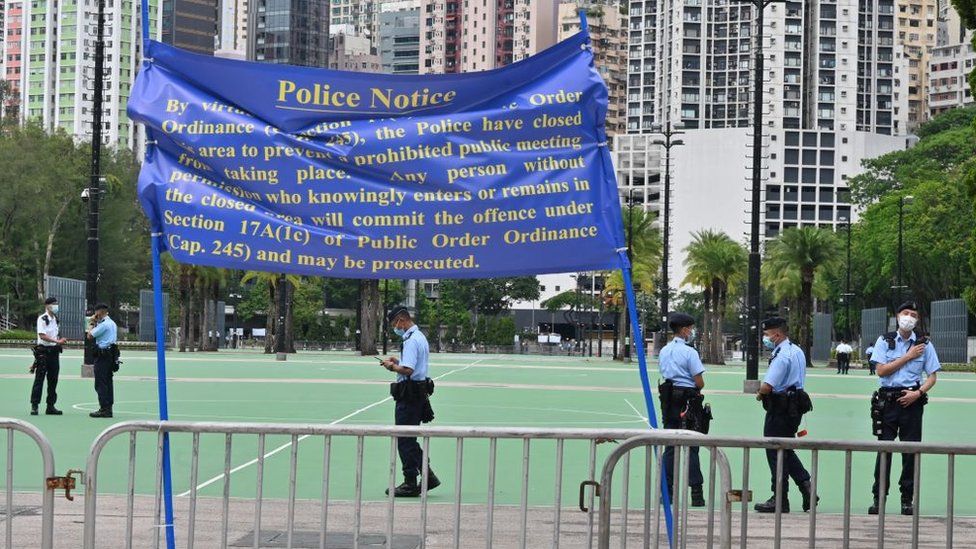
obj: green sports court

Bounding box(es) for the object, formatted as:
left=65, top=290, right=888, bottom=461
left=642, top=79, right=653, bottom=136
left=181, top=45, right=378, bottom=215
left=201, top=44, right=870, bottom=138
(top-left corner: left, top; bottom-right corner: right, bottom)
left=1, top=348, right=973, bottom=517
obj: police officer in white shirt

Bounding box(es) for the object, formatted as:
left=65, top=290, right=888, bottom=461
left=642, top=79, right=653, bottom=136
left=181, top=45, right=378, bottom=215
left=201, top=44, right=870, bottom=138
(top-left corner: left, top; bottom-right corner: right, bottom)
left=32, top=297, right=66, bottom=416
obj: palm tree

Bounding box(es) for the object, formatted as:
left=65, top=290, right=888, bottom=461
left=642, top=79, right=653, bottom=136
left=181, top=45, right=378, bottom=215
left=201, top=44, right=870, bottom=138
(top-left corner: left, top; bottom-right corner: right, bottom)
left=241, top=271, right=301, bottom=354
left=604, top=206, right=662, bottom=360
left=683, top=230, right=748, bottom=364
left=763, top=227, right=842, bottom=365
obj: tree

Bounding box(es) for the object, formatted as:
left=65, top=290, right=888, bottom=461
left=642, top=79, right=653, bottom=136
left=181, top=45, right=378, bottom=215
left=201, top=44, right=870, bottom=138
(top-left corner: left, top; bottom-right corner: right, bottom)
left=682, top=230, right=748, bottom=364
left=241, top=271, right=300, bottom=354
left=764, top=227, right=842, bottom=365
left=603, top=206, right=662, bottom=359
left=0, top=123, right=147, bottom=327
left=359, top=279, right=381, bottom=355
left=948, top=5, right=976, bottom=313
left=846, top=106, right=976, bottom=316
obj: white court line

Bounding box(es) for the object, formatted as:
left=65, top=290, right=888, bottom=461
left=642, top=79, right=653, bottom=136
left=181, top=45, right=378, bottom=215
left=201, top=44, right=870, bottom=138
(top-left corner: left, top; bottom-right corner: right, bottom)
left=176, top=355, right=492, bottom=497
left=624, top=398, right=648, bottom=423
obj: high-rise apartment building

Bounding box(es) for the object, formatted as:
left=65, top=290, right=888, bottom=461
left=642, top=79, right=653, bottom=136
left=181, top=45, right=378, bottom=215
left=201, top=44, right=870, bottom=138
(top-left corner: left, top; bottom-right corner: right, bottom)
left=1, top=1, right=24, bottom=119
left=895, top=0, right=938, bottom=131
left=161, top=0, right=219, bottom=55
left=928, top=4, right=974, bottom=115
left=330, top=0, right=378, bottom=39
left=329, top=31, right=382, bottom=72
left=378, top=1, right=421, bottom=74
left=623, top=0, right=910, bottom=285
left=420, top=0, right=559, bottom=74
left=217, top=0, right=249, bottom=57
left=13, top=0, right=160, bottom=150
left=247, top=0, right=330, bottom=67
left=558, top=1, right=627, bottom=136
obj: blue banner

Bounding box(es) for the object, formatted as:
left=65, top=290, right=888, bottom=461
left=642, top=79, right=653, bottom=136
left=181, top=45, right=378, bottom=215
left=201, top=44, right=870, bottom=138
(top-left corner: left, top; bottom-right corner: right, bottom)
left=129, top=32, right=626, bottom=278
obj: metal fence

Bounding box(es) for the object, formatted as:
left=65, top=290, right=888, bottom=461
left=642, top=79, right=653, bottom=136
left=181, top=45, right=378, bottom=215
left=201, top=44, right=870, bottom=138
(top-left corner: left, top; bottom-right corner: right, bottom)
left=43, top=275, right=86, bottom=340
left=594, top=432, right=976, bottom=549
left=812, top=313, right=832, bottom=362
left=139, top=289, right=170, bottom=343
left=0, top=419, right=57, bottom=549
left=930, top=299, right=968, bottom=363
left=861, top=307, right=888, bottom=353
left=82, top=421, right=674, bottom=549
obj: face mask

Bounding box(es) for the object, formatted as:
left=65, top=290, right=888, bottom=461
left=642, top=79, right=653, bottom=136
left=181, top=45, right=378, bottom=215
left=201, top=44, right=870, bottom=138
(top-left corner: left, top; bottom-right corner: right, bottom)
left=687, top=328, right=697, bottom=343
left=898, top=315, right=917, bottom=331
left=50, top=305, right=59, bottom=314
left=762, top=336, right=776, bottom=350
left=394, top=327, right=405, bottom=337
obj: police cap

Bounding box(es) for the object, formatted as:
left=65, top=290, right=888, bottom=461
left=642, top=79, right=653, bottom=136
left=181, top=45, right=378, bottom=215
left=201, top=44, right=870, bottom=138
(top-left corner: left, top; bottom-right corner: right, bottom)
left=896, top=301, right=918, bottom=314
left=387, top=306, right=410, bottom=323
left=761, top=317, right=788, bottom=331
left=668, top=312, right=696, bottom=331
left=44, top=297, right=58, bottom=305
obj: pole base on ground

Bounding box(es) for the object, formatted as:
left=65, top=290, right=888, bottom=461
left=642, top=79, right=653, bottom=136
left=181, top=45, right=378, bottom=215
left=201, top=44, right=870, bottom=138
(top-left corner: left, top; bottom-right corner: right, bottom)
left=81, top=364, right=94, bottom=378
left=743, top=379, right=761, bottom=393
left=276, top=352, right=287, bottom=361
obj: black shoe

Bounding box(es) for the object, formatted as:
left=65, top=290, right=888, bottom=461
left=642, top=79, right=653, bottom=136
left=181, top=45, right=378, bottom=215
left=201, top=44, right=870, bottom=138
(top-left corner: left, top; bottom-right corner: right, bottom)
left=424, top=470, right=441, bottom=491
left=901, top=501, right=914, bottom=516
left=691, top=485, right=705, bottom=507
left=89, top=409, right=113, bottom=418
left=30, top=406, right=38, bottom=416
left=45, top=407, right=63, bottom=415
left=755, top=496, right=790, bottom=513
left=389, top=481, right=421, bottom=498
left=798, top=480, right=819, bottom=512
left=868, top=499, right=880, bottom=515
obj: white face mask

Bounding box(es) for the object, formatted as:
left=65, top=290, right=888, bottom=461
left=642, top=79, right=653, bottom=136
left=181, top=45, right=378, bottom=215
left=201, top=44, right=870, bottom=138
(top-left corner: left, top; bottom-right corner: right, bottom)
left=898, top=315, right=917, bottom=331
left=49, top=304, right=59, bottom=314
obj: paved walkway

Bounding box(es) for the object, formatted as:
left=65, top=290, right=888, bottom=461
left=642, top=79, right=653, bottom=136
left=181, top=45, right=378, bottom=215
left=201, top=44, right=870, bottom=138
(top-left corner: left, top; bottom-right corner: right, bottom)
left=4, top=492, right=973, bottom=548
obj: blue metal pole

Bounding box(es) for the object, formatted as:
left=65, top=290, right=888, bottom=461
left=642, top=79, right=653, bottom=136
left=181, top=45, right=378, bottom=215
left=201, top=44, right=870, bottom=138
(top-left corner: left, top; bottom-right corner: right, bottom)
left=151, top=234, right=177, bottom=549
left=620, top=252, right=674, bottom=546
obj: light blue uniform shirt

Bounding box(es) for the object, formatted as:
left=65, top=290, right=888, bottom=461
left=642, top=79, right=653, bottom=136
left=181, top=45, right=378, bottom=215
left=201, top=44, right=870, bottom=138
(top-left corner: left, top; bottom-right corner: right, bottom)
left=89, top=316, right=118, bottom=349
left=398, top=325, right=430, bottom=382
left=763, top=339, right=806, bottom=393
left=658, top=336, right=706, bottom=388
left=871, top=332, right=940, bottom=388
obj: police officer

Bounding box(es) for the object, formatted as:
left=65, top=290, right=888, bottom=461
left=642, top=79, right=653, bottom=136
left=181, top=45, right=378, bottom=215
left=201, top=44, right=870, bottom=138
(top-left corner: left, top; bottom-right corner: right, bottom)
left=754, top=317, right=816, bottom=513
left=658, top=312, right=707, bottom=507
left=86, top=303, right=118, bottom=418
left=868, top=300, right=939, bottom=516
left=381, top=307, right=440, bottom=497
left=32, top=297, right=66, bottom=415
left=835, top=339, right=853, bottom=374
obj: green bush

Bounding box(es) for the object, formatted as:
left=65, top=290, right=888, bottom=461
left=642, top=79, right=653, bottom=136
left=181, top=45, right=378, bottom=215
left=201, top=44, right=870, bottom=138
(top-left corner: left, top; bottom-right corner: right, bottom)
left=0, top=329, right=37, bottom=340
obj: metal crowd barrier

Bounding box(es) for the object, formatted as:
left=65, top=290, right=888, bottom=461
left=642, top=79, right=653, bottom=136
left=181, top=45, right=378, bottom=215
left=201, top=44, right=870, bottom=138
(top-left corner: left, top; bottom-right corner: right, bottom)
left=0, top=419, right=57, bottom=549
left=595, top=433, right=976, bottom=549
left=83, top=421, right=701, bottom=549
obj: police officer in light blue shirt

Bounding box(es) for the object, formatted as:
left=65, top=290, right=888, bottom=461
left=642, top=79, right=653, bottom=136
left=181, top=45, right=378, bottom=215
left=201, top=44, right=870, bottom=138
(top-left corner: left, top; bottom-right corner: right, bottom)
left=867, top=300, right=940, bottom=516
left=657, top=312, right=708, bottom=507
left=86, top=303, right=118, bottom=418
left=381, top=306, right=440, bottom=497
left=754, top=317, right=816, bottom=514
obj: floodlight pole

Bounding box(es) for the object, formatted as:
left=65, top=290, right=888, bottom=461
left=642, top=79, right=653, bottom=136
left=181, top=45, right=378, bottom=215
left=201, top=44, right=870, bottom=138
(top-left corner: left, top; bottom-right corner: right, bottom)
left=275, top=273, right=287, bottom=361
left=651, top=121, right=684, bottom=350
left=86, top=0, right=107, bottom=310
left=731, top=0, right=784, bottom=391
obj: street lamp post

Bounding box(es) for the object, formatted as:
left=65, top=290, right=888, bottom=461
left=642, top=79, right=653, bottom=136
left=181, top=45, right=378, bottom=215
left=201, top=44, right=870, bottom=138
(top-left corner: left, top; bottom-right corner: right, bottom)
left=839, top=216, right=853, bottom=340
left=275, top=274, right=287, bottom=361
left=382, top=279, right=390, bottom=354
left=651, top=121, right=684, bottom=350
left=731, top=0, right=785, bottom=392
left=892, top=195, right=913, bottom=310
left=624, top=188, right=636, bottom=362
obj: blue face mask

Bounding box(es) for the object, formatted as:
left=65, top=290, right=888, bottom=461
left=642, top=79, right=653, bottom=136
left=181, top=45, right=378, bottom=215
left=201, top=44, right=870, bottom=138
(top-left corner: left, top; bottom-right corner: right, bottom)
left=762, top=336, right=776, bottom=350
left=394, top=327, right=405, bottom=337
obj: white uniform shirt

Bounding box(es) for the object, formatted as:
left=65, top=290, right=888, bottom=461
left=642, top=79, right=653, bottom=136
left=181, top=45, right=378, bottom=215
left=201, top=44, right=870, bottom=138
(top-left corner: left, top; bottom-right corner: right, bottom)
left=36, top=313, right=60, bottom=346
left=835, top=343, right=853, bottom=355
